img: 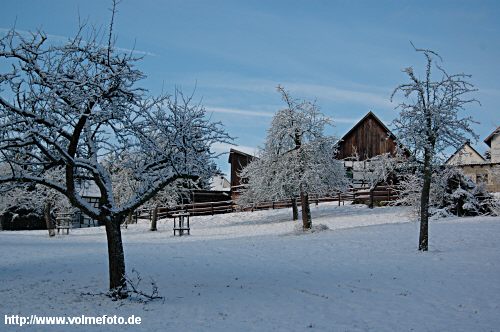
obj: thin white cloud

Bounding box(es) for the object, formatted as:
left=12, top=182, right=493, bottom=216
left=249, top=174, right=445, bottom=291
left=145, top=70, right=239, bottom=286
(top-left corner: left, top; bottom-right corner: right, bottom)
left=196, top=77, right=394, bottom=109
left=113, top=46, right=157, bottom=57
left=207, top=107, right=359, bottom=125
left=0, top=27, right=157, bottom=56
left=285, top=82, right=394, bottom=108
left=207, top=106, right=274, bottom=118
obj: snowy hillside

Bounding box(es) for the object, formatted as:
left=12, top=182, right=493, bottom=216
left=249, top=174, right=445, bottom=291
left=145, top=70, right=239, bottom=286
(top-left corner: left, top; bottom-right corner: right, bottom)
left=1, top=203, right=499, bottom=331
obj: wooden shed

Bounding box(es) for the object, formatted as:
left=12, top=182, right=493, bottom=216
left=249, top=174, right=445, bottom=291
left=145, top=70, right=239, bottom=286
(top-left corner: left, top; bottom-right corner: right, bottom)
left=228, top=148, right=257, bottom=200
left=336, top=111, right=398, bottom=161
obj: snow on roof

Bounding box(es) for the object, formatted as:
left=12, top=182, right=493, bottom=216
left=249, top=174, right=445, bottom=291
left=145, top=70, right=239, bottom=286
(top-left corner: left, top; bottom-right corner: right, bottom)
left=228, top=148, right=259, bottom=163
left=209, top=175, right=231, bottom=191
left=230, top=146, right=259, bottom=157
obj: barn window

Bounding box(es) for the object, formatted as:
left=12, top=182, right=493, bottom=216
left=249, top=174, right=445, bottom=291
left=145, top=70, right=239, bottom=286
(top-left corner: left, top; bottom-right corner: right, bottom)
left=346, top=167, right=353, bottom=179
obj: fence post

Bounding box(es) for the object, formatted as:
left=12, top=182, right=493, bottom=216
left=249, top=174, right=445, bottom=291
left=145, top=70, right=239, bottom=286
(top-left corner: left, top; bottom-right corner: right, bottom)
left=150, top=205, right=158, bottom=231
left=272, top=201, right=275, bottom=209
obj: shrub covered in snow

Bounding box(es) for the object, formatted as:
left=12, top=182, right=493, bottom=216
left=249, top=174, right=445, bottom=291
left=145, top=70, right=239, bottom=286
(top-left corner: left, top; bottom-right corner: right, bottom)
left=0, top=166, right=74, bottom=230
left=396, top=166, right=498, bottom=218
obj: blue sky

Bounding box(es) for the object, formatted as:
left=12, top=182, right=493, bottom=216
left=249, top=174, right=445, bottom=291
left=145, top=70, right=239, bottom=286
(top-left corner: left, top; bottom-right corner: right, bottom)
left=1, top=0, right=499, bottom=176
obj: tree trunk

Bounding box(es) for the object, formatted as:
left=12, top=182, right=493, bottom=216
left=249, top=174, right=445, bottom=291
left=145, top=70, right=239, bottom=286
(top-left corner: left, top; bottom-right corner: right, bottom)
left=44, top=201, right=55, bottom=237
left=105, top=215, right=127, bottom=298
left=291, top=197, right=298, bottom=221
left=419, top=151, right=432, bottom=251
left=300, top=190, right=312, bottom=230
left=369, top=188, right=374, bottom=209
left=150, top=205, right=158, bottom=231
left=127, top=210, right=133, bottom=225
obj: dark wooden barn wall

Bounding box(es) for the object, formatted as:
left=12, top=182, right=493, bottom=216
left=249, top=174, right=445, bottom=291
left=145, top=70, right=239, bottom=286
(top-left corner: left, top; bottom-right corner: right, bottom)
left=229, top=150, right=254, bottom=199
left=229, top=151, right=255, bottom=194
left=337, top=117, right=397, bottom=160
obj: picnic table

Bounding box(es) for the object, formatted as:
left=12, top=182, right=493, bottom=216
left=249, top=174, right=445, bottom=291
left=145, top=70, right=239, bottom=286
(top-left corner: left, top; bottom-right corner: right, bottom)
left=172, top=212, right=190, bottom=236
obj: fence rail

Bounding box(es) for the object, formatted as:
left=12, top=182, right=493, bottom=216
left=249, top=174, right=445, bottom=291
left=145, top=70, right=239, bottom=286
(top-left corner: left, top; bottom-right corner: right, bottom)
left=132, top=185, right=398, bottom=223
left=355, top=185, right=398, bottom=199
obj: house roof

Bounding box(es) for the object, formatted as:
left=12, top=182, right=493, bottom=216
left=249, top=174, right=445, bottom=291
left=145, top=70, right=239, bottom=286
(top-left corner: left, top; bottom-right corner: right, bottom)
left=484, top=126, right=500, bottom=147
left=455, top=161, right=500, bottom=167
left=445, top=141, right=486, bottom=165
left=209, top=175, right=231, bottom=191
left=227, top=148, right=257, bottom=163
left=339, top=111, right=397, bottom=143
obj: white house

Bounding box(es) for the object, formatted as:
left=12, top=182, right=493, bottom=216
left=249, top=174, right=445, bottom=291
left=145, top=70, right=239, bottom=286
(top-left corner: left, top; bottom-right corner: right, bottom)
left=446, top=128, right=500, bottom=192
left=445, top=142, right=486, bottom=166
left=485, top=127, right=500, bottom=163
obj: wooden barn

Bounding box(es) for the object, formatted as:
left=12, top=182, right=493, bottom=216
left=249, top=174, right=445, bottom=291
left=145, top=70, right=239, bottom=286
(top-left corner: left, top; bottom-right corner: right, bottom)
left=228, top=148, right=257, bottom=200
left=336, top=111, right=398, bottom=161
left=337, top=112, right=399, bottom=188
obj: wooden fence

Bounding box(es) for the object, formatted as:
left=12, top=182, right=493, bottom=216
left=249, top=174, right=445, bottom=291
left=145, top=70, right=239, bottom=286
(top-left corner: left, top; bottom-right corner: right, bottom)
left=353, top=185, right=398, bottom=207
left=133, top=200, right=235, bottom=222
left=132, top=185, right=398, bottom=223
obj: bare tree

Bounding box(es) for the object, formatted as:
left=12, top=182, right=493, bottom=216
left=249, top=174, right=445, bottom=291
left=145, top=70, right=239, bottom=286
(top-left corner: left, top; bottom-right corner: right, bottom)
left=0, top=21, right=230, bottom=297
left=391, top=44, right=479, bottom=251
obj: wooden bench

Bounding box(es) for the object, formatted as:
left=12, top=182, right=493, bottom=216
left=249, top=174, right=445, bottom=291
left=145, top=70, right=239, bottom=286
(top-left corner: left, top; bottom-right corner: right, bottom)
left=172, top=212, right=190, bottom=236
left=55, top=213, right=72, bottom=235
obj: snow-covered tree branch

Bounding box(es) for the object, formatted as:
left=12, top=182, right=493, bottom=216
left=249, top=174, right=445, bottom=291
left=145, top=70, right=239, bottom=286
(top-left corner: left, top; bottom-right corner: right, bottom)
left=0, top=20, right=231, bottom=297
left=238, top=86, right=348, bottom=229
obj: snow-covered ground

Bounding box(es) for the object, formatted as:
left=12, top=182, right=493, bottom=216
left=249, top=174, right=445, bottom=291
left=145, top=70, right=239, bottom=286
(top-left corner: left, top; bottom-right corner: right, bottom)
left=1, top=203, right=499, bottom=331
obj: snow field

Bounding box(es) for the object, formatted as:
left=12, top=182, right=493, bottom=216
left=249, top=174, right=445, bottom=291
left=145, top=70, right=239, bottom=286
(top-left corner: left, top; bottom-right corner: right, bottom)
left=0, top=203, right=499, bottom=331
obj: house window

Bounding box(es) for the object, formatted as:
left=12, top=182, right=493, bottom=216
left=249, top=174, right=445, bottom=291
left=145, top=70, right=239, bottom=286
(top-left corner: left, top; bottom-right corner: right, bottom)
left=477, top=173, right=488, bottom=184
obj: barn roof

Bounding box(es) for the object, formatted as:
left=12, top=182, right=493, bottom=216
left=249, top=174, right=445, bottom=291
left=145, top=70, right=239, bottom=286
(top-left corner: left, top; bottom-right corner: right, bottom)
left=228, top=148, right=257, bottom=163
left=339, top=111, right=397, bottom=143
